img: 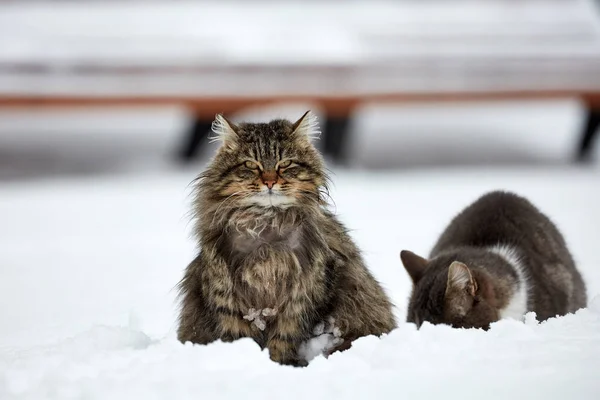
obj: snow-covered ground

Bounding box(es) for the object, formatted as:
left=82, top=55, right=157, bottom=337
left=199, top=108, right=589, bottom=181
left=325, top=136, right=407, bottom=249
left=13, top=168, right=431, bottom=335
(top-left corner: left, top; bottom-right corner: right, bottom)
left=1, top=101, right=600, bottom=399
left=1, top=166, right=599, bottom=399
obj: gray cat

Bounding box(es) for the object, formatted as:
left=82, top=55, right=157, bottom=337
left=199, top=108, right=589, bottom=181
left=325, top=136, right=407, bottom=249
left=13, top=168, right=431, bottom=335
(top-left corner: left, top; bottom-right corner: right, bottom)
left=400, top=191, right=587, bottom=329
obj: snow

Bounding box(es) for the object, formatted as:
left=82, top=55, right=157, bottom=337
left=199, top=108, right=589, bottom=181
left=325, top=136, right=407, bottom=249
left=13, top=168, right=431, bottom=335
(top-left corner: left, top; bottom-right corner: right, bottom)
left=3, top=307, right=600, bottom=399
left=1, top=164, right=599, bottom=399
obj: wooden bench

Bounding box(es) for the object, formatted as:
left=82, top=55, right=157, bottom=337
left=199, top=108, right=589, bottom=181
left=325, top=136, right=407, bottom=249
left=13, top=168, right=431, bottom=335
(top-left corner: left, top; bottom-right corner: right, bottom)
left=1, top=0, right=599, bottom=163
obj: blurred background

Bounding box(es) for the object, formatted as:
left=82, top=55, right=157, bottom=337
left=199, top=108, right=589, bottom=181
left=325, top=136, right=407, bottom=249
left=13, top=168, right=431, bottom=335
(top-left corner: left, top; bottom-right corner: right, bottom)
left=0, top=0, right=599, bottom=180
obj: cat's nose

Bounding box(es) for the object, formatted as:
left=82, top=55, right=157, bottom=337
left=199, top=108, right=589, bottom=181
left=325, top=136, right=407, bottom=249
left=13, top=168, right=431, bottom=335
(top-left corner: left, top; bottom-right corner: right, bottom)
left=261, top=171, right=277, bottom=190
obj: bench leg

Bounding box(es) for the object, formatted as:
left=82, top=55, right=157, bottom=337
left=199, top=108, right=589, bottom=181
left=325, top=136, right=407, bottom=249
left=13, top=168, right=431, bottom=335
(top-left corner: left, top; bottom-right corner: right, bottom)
left=578, top=109, right=600, bottom=162
left=178, top=116, right=212, bottom=162
left=323, top=116, right=351, bottom=164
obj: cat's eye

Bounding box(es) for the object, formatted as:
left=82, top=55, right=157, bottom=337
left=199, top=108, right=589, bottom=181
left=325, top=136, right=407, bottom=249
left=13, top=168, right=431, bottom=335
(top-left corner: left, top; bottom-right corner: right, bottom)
left=278, top=160, right=292, bottom=169
left=244, top=161, right=259, bottom=170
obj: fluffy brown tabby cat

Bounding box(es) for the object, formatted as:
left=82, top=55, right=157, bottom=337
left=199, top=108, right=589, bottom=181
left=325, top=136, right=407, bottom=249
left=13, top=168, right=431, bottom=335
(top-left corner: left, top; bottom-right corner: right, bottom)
left=177, top=111, right=395, bottom=367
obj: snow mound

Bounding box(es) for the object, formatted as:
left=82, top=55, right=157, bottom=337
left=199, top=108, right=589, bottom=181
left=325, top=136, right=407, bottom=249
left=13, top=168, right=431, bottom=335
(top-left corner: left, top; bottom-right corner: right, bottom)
left=1, top=307, right=599, bottom=400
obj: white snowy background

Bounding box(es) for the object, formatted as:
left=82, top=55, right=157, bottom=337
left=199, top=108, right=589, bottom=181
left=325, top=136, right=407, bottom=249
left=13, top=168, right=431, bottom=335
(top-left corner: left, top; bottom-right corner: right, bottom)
left=1, top=1, right=600, bottom=399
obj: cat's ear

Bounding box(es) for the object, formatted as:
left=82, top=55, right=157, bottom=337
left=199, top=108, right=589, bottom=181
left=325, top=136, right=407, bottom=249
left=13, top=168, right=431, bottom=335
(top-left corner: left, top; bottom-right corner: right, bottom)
left=446, top=261, right=477, bottom=296
left=210, top=114, right=239, bottom=150
left=291, top=110, right=321, bottom=141
left=400, top=250, right=428, bottom=284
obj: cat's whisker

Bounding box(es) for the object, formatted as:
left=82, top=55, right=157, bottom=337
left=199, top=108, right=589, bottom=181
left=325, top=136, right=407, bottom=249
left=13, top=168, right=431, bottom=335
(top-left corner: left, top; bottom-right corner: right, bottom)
left=293, top=193, right=324, bottom=210
left=318, top=187, right=335, bottom=208
left=293, top=188, right=331, bottom=209
left=209, top=190, right=251, bottom=228
left=187, top=174, right=205, bottom=189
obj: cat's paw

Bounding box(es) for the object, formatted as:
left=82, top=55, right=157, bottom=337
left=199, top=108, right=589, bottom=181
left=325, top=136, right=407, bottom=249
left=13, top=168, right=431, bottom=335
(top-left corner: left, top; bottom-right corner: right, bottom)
left=311, top=316, right=337, bottom=337
left=324, top=316, right=339, bottom=334
left=321, top=319, right=345, bottom=354
left=312, top=321, right=325, bottom=336
left=298, top=318, right=345, bottom=362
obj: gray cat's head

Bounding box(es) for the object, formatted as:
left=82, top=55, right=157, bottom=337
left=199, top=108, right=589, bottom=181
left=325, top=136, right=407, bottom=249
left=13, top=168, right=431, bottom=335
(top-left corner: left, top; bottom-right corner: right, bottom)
left=400, top=249, right=510, bottom=330
left=197, top=111, right=328, bottom=210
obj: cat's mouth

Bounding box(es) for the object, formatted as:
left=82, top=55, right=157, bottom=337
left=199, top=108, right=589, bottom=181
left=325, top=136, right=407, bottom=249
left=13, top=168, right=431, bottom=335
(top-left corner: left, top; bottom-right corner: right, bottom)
left=246, top=190, right=295, bottom=208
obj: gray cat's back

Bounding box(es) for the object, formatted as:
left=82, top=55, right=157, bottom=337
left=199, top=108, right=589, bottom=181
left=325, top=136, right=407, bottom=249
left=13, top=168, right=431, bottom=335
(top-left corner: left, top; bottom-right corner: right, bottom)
left=433, top=190, right=586, bottom=319
left=432, top=191, right=554, bottom=254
